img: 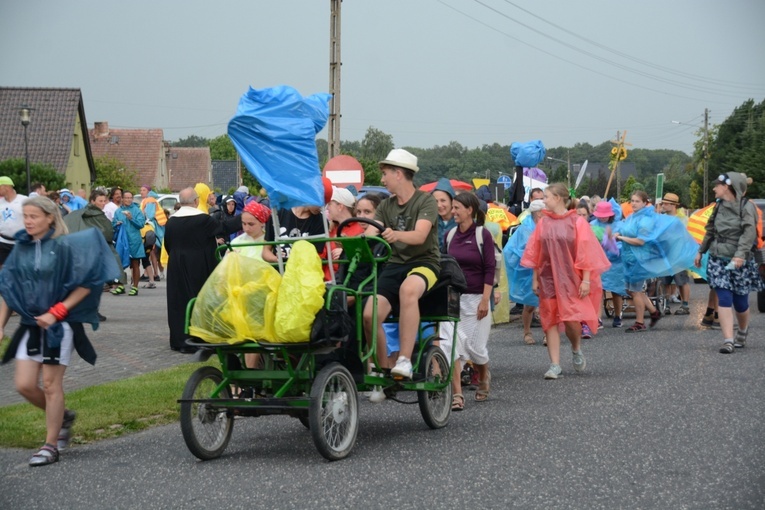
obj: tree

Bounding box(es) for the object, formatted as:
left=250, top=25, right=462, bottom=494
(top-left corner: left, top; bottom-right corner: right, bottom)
left=93, top=155, right=138, bottom=190
left=208, top=134, right=237, bottom=160
left=0, top=158, right=66, bottom=195
left=361, top=127, right=394, bottom=162
left=172, top=135, right=209, bottom=147
left=620, top=175, right=644, bottom=202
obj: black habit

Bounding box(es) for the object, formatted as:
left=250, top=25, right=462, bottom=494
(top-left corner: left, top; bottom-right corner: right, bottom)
left=164, top=208, right=222, bottom=350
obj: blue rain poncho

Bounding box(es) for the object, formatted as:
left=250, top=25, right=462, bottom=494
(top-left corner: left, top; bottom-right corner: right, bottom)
left=590, top=218, right=627, bottom=295
left=510, top=140, right=546, bottom=168
left=0, top=228, right=121, bottom=354
left=616, top=206, right=698, bottom=284
left=228, top=85, right=332, bottom=209
left=504, top=215, right=538, bottom=307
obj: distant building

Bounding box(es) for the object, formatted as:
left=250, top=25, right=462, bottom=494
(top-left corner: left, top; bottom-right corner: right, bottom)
left=212, top=160, right=239, bottom=193
left=0, top=87, right=96, bottom=192
left=89, top=121, right=169, bottom=191
left=166, top=147, right=212, bottom=191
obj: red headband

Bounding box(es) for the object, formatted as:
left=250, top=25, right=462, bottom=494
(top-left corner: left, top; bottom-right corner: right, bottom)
left=243, top=200, right=271, bottom=224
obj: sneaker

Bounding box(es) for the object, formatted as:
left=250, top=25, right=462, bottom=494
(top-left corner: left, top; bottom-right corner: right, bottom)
left=701, top=314, right=718, bottom=328
left=97, top=313, right=107, bottom=322
left=581, top=323, right=592, bottom=339
left=572, top=350, right=586, bottom=373
left=544, top=364, right=562, bottom=379
left=612, top=316, right=623, bottom=328
left=734, top=328, right=748, bottom=348
left=390, top=356, right=413, bottom=379
left=154, top=275, right=161, bottom=282
left=139, top=275, right=150, bottom=282
left=626, top=322, right=647, bottom=333
left=669, top=295, right=681, bottom=303
left=719, top=341, right=734, bottom=354
left=649, top=309, right=662, bottom=328
left=111, top=285, right=125, bottom=295
left=369, top=386, right=386, bottom=403
left=598, top=318, right=604, bottom=330
left=674, top=306, right=690, bottom=316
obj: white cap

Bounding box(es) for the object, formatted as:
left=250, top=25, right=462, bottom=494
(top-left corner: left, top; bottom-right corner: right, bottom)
left=331, top=187, right=356, bottom=208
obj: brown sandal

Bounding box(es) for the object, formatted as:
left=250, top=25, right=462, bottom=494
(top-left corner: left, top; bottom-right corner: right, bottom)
left=452, top=393, right=464, bottom=411
left=475, top=370, right=491, bottom=402
left=523, top=332, right=535, bottom=345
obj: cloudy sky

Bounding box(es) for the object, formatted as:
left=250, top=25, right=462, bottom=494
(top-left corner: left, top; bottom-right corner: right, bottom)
left=2, top=0, right=764, bottom=155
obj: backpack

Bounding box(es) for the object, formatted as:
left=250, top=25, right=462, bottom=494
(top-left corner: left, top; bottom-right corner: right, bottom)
left=446, top=226, right=503, bottom=287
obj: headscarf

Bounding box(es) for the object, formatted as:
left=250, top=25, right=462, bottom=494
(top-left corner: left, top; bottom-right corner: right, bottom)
left=194, top=183, right=212, bottom=213
left=243, top=200, right=271, bottom=224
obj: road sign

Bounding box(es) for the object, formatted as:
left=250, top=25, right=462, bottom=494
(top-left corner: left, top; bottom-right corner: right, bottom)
left=323, top=155, right=364, bottom=188
left=656, top=173, right=665, bottom=201
left=497, top=175, right=512, bottom=187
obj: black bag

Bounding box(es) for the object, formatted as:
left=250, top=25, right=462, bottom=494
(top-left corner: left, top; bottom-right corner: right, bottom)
left=310, top=289, right=352, bottom=344
left=439, top=254, right=468, bottom=293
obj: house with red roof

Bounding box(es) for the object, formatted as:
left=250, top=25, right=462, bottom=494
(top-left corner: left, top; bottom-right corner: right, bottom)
left=88, top=121, right=169, bottom=192
left=0, top=87, right=96, bottom=193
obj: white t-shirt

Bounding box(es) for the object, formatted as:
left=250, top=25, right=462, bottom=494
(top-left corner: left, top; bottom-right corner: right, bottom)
left=103, top=201, right=119, bottom=221
left=0, top=193, right=28, bottom=244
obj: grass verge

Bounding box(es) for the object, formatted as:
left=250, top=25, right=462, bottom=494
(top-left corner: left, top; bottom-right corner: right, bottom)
left=0, top=360, right=215, bottom=449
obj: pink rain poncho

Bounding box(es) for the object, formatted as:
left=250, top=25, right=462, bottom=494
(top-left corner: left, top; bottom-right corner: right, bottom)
left=520, top=210, right=611, bottom=334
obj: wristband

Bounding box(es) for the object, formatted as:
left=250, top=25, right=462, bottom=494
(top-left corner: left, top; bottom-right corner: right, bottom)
left=48, top=302, right=69, bottom=321
left=582, top=280, right=590, bottom=284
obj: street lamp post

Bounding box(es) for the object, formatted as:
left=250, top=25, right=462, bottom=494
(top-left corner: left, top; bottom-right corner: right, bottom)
left=19, top=105, right=33, bottom=195
left=547, top=152, right=571, bottom=188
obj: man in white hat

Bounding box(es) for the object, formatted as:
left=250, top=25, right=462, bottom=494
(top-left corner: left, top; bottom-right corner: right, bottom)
left=0, top=176, right=28, bottom=268
left=363, top=149, right=440, bottom=380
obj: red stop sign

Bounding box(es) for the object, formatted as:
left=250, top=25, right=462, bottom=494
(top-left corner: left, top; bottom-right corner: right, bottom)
left=323, top=155, right=364, bottom=188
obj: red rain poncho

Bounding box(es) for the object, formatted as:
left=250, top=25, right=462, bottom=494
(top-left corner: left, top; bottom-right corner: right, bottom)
left=520, top=210, right=611, bottom=333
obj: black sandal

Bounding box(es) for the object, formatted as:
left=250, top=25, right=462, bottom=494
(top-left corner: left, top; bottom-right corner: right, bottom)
left=29, top=443, right=59, bottom=466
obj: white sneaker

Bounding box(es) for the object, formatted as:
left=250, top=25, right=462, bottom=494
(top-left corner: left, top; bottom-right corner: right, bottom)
left=391, top=356, right=413, bottom=379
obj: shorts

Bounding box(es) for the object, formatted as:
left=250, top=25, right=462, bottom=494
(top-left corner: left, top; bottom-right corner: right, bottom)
left=663, top=270, right=690, bottom=287
left=15, top=323, right=74, bottom=366
left=626, top=279, right=646, bottom=293
left=376, top=262, right=440, bottom=311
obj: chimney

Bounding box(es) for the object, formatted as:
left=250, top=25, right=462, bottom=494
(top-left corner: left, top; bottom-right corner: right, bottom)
left=94, top=122, right=109, bottom=138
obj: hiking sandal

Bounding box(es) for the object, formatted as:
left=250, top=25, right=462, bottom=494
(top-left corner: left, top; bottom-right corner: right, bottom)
left=111, top=285, right=125, bottom=295
left=128, top=287, right=139, bottom=296
left=29, top=444, right=59, bottom=466
left=475, top=370, right=491, bottom=402
left=523, top=332, right=535, bottom=345
left=451, top=393, right=464, bottom=411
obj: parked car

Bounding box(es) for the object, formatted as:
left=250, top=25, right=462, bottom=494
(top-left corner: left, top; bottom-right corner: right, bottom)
left=158, top=193, right=179, bottom=211
left=357, top=185, right=390, bottom=199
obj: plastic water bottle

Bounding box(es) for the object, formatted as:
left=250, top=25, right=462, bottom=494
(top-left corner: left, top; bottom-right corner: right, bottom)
left=725, top=260, right=737, bottom=271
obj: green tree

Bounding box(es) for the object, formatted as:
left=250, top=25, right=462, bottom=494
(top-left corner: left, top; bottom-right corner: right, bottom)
left=361, top=127, right=394, bottom=162
left=93, top=155, right=138, bottom=190
left=209, top=134, right=237, bottom=160
left=620, top=175, right=644, bottom=202
left=172, top=135, right=209, bottom=147
left=0, top=158, right=66, bottom=195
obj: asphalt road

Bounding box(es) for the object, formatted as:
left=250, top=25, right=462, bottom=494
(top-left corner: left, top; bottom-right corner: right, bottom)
left=1, top=283, right=764, bottom=509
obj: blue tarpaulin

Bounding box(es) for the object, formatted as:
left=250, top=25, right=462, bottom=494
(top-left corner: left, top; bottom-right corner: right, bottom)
left=510, top=140, right=546, bottom=168
left=228, top=86, right=332, bottom=209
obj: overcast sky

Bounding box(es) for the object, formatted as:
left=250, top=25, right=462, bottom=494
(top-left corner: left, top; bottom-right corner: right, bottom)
left=2, top=0, right=764, bottom=156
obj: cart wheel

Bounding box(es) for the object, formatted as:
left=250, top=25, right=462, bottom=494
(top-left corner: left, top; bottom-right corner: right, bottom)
left=309, top=362, right=359, bottom=461
left=417, top=346, right=452, bottom=430
left=180, top=366, right=234, bottom=461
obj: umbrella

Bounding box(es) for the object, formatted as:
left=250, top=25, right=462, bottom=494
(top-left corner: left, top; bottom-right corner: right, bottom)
left=522, top=167, right=547, bottom=183
left=419, top=179, right=473, bottom=193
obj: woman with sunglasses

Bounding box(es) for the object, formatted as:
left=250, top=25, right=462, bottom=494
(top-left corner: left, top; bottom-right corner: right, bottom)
left=695, top=172, right=763, bottom=353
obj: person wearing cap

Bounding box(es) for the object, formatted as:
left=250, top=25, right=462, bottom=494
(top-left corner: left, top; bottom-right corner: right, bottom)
left=363, top=149, right=440, bottom=380
left=231, top=200, right=271, bottom=260
left=505, top=199, right=545, bottom=346
left=591, top=200, right=628, bottom=328
left=661, top=193, right=691, bottom=315
left=431, top=177, right=456, bottom=252
left=695, top=172, right=764, bottom=354
left=0, top=176, right=28, bottom=268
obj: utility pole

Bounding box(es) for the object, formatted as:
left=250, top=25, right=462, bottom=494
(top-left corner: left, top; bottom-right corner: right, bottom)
left=615, top=131, right=621, bottom=199
left=328, top=0, right=342, bottom=159
left=703, top=108, right=709, bottom=205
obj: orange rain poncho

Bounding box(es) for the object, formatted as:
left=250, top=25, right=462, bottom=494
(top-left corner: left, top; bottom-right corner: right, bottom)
left=521, top=210, right=611, bottom=334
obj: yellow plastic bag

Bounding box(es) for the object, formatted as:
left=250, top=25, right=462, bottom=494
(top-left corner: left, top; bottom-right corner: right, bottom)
left=272, top=240, right=326, bottom=342
left=189, top=252, right=281, bottom=344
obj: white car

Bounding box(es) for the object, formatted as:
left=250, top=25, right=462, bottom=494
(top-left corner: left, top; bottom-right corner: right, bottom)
left=157, top=193, right=179, bottom=211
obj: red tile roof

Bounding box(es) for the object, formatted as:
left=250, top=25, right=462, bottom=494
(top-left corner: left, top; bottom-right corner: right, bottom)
left=0, top=87, right=95, bottom=179
left=167, top=147, right=211, bottom=192
left=88, top=122, right=166, bottom=190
